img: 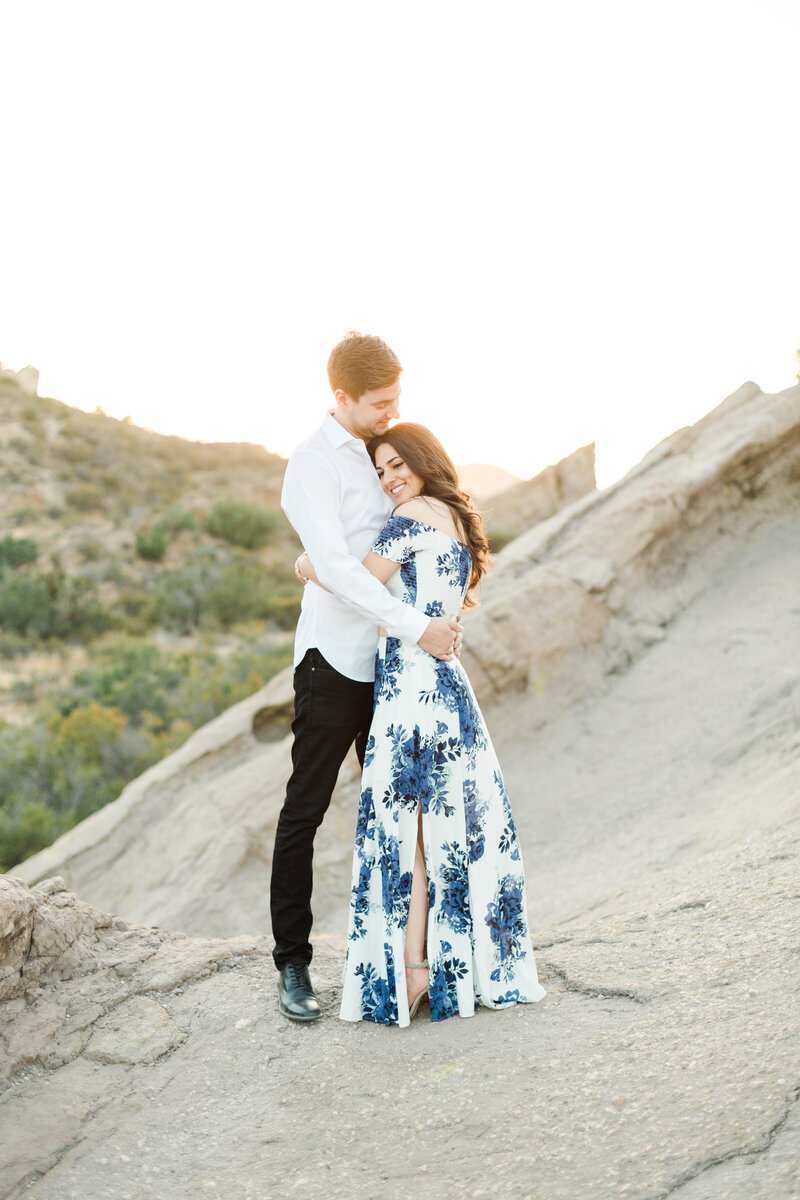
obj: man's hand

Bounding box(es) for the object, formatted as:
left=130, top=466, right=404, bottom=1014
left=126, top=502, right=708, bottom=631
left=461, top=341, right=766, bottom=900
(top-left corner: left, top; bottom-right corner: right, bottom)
left=417, top=616, right=462, bottom=662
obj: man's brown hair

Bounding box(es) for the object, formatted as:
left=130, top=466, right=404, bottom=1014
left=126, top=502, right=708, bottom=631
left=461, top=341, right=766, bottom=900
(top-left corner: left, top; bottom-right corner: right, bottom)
left=327, top=331, right=402, bottom=400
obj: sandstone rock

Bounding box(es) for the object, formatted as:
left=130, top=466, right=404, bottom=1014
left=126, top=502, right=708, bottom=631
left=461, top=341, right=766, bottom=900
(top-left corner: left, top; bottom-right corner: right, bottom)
left=83, top=995, right=185, bottom=1064
left=0, top=877, right=35, bottom=1003
left=0, top=876, right=266, bottom=1089
left=460, top=382, right=800, bottom=710
left=484, top=443, right=596, bottom=541
left=17, top=365, right=40, bottom=396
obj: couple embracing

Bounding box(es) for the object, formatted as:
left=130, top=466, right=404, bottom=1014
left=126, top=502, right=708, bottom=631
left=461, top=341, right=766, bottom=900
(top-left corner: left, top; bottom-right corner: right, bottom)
left=270, top=331, right=546, bottom=1026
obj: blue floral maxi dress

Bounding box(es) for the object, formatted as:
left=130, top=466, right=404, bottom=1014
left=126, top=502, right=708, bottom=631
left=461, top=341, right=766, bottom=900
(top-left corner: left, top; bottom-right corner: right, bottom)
left=339, top=515, right=547, bottom=1026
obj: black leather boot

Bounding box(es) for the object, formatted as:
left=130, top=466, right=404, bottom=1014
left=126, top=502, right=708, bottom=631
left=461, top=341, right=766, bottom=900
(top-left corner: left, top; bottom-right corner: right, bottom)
left=277, top=962, right=321, bottom=1021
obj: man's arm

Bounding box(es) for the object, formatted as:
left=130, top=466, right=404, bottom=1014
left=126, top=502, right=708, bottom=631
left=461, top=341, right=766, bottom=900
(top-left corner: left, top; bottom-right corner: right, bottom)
left=282, top=449, right=430, bottom=645
left=297, top=547, right=462, bottom=660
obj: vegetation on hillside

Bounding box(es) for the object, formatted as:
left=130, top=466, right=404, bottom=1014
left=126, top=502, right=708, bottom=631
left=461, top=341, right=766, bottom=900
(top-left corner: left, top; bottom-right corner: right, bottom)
left=0, top=377, right=300, bottom=870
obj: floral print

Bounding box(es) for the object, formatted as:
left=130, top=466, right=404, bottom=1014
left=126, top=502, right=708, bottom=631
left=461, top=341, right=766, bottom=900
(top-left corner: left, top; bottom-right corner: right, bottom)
left=339, top=516, right=546, bottom=1026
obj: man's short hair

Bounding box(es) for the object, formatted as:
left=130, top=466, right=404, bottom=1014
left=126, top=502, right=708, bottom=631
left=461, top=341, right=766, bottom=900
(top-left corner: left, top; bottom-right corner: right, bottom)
left=327, top=331, right=402, bottom=400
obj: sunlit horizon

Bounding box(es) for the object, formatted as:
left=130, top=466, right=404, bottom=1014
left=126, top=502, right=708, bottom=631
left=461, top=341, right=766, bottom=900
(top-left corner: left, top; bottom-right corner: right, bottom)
left=9, top=352, right=797, bottom=492
left=2, top=1, right=798, bottom=490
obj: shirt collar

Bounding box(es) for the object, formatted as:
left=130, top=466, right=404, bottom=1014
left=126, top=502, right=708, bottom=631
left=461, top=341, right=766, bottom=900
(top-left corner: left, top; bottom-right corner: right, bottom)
left=322, top=410, right=363, bottom=451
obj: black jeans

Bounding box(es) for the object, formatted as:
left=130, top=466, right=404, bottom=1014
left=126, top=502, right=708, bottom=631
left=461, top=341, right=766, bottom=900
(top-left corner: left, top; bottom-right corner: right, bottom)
left=270, top=648, right=374, bottom=969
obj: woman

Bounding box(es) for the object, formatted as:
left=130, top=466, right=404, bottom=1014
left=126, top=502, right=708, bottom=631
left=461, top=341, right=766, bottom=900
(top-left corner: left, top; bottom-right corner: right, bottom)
left=297, top=423, right=546, bottom=1026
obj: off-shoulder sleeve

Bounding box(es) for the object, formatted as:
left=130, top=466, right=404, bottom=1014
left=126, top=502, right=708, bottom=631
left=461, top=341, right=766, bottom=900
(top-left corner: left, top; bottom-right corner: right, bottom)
left=371, top=514, right=420, bottom=563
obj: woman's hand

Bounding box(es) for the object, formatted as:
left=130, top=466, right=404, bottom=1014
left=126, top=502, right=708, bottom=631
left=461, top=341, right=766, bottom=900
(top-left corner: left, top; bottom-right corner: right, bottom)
left=453, top=615, right=463, bottom=659
left=295, top=553, right=310, bottom=585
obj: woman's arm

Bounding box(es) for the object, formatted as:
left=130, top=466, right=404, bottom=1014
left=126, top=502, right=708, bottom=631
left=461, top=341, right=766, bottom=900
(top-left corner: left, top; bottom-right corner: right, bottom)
left=299, top=547, right=462, bottom=656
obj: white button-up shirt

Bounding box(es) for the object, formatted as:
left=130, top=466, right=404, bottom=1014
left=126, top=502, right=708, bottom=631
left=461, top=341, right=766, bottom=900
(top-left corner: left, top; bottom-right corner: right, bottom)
left=281, top=412, right=430, bottom=681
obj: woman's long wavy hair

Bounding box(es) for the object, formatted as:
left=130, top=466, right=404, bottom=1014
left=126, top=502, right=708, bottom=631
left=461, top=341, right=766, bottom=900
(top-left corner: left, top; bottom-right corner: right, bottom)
left=367, top=423, right=490, bottom=606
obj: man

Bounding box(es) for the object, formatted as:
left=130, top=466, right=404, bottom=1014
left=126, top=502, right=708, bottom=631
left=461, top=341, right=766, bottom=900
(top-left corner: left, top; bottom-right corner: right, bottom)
left=271, top=331, right=462, bottom=1020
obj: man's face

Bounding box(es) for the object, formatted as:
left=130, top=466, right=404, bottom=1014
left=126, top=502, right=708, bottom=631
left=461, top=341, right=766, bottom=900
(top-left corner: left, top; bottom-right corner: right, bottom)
left=334, top=380, right=401, bottom=440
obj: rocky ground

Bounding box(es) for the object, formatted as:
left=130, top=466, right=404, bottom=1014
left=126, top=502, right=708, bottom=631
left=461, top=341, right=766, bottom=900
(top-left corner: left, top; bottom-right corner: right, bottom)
left=2, top=808, right=798, bottom=1199
left=2, top=381, right=799, bottom=1198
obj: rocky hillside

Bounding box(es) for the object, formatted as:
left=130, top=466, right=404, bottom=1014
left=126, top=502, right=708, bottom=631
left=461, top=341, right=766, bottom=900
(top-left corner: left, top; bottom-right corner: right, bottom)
left=482, top=442, right=596, bottom=545
left=2, top=378, right=799, bottom=1198
left=0, top=376, right=302, bottom=867
left=0, top=375, right=289, bottom=557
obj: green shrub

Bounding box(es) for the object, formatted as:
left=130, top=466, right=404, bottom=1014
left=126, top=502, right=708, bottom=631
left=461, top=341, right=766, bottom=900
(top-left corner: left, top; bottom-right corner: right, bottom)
left=205, top=499, right=278, bottom=549
left=78, top=539, right=103, bottom=562
left=113, top=583, right=158, bottom=635
left=0, top=569, right=110, bottom=641
left=205, top=561, right=274, bottom=626
left=61, top=638, right=185, bottom=726
left=153, top=555, right=219, bottom=632
left=0, top=632, right=292, bottom=868
left=0, top=801, right=67, bottom=870
left=152, top=554, right=301, bottom=632
left=135, top=526, right=168, bottom=562
left=10, top=507, right=36, bottom=526
left=158, top=506, right=196, bottom=534
left=0, top=535, right=38, bottom=569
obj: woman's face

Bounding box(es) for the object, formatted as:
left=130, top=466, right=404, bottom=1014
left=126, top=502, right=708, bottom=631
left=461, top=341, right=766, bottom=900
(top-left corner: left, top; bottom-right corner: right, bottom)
left=374, top=442, right=424, bottom=504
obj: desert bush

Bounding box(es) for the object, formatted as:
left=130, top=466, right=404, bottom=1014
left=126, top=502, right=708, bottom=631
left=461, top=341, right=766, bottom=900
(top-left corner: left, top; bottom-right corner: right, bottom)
left=152, top=554, right=300, bottom=631
left=0, top=630, right=292, bottom=868
left=135, top=525, right=168, bottom=562
left=78, top=538, right=103, bottom=562
left=60, top=439, right=92, bottom=463
left=112, top=583, right=158, bottom=635
left=61, top=638, right=185, bottom=726
left=67, top=482, right=105, bottom=512
left=204, top=561, right=274, bottom=626
left=205, top=499, right=278, bottom=549
left=153, top=554, right=219, bottom=632
left=158, top=506, right=196, bottom=534
left=0, top=630, right=31, bottom=659
left=0, top=535, right=38, bottom=569
left=10, top=508, right=37, bottom=526
left=0, top=569, right=110, bottom=641
left=0, top=799, right=67, bottom=870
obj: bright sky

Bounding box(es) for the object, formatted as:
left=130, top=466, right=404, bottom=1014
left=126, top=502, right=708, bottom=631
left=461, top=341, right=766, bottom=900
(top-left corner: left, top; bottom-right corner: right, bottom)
left=1, top=1, right=798, bottom=487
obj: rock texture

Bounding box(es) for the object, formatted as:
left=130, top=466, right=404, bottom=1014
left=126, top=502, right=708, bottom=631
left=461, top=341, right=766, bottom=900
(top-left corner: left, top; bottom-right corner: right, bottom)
left=3, top=378, right=800, bottom=1198
left=464, top=382, right=800, bottom=711
left=0, top=362, right=39, bottom=395
left=483, top=442, right=596, bottom=540
left=1, top=819, right=798, bottom=1198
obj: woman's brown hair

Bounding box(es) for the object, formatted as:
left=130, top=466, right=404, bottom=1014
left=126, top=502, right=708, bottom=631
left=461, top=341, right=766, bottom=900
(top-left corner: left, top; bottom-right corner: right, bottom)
left=367, top=423, right=490, bottom=606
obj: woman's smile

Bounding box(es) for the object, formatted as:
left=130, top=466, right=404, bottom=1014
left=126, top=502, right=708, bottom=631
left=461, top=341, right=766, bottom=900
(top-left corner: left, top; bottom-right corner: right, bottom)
left=373, top=443, right=425, bottom=502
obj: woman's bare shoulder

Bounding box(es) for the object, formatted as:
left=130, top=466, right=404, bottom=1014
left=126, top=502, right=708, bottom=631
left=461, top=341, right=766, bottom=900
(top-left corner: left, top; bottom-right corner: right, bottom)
left=394, top=496, right=460, bottom=537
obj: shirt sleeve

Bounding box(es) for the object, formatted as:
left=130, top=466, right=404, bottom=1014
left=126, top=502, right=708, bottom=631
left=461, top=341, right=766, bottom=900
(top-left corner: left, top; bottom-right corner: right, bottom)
left=281, top=449, right=430, bottom=645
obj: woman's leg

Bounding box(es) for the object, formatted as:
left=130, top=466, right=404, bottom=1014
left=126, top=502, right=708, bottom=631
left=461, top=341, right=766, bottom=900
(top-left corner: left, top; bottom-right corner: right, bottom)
left=405, top=806, right=429, bottom=1004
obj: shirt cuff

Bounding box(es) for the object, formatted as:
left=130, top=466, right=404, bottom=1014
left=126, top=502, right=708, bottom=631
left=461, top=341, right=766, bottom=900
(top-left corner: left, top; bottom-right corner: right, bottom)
left=386, top=606, right=430, bottom=645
